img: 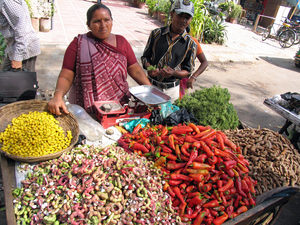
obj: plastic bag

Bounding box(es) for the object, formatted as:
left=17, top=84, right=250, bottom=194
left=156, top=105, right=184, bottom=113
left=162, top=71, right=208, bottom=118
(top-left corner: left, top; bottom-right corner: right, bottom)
left=164, top=108, right=198, bottom=126
left=123, top=118, right=150, bottom=133
left=159, top=101, right=180, bottom=119
left=150, top=109, right=164, bottom=125
left=66, top=102, right=105, bottom=141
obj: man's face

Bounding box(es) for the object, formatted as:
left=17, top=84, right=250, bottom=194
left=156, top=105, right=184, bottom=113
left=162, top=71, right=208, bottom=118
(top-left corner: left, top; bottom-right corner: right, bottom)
left=171, top=11, right=192, bottom=34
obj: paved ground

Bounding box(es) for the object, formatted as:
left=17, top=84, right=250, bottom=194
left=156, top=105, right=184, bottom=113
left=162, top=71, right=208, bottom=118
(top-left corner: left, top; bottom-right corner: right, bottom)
left=0, top=0, right=300, bottom=224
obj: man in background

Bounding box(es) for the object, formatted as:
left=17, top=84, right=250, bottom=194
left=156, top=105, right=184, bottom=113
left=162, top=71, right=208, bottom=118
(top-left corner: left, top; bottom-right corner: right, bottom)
left=0, top=0, right=40, bottom=72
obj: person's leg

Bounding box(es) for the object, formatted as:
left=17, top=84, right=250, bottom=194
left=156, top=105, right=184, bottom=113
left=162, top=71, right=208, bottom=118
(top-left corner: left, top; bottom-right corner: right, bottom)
left=1, top=57, right=12, bottom=71
left=22, top=56, right=37, bottom=72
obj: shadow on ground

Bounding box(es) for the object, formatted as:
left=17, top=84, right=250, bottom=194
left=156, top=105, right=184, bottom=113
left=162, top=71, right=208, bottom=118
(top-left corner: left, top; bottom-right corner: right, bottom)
left=259, top=56, right=299, bottom=72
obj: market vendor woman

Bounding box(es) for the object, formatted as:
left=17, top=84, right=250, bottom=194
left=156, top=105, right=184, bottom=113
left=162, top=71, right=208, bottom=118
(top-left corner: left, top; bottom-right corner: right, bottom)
left=48, top=3, right=151, bottom=115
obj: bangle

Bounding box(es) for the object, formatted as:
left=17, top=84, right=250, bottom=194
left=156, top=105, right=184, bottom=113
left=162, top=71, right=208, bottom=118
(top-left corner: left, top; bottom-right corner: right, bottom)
left=190, top=75, right=197, bottom=80
left=54, top=89, right=64, bottom=95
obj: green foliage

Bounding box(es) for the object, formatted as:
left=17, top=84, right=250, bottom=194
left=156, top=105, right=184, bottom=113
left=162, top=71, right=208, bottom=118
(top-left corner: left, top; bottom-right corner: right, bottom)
left=203, top=16, right=227, bottom=44
left=146, top=0, right=157, bottom=10
left=0, top=33, right=6, bottom=64
left=189, top=0, right=208, bottom=40
left=25, top=0, right=34, bottom=17
left=229, top=4, right=242, bottom=19
left=156, top=0, right=170, bottom=14
left=174, top=85, right=239, bottom=130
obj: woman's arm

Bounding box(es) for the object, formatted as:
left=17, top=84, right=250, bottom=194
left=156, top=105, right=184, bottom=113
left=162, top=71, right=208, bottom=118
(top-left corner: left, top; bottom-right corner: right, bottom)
left=48, top=69, right=75, bottom=115
left=186, top=52, right=208, bottom=89
left=127, top=62, right=152, bottom=85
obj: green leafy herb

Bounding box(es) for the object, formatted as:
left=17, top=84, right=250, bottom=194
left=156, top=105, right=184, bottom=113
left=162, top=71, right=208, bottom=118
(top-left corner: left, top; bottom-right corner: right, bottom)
left=147, top=65, right=157, bottom=71
left=174, top=85, right=239, bottom=130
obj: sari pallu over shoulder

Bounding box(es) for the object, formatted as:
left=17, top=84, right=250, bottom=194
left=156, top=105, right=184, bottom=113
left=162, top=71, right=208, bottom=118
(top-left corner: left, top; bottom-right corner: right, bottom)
left=69, top=33, right=130, bottom=113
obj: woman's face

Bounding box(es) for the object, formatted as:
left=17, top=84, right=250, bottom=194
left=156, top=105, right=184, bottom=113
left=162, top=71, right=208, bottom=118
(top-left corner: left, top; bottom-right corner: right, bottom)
left=171, top=11, right=192, bottom=34
left=88, top=8, right=113, bottom=41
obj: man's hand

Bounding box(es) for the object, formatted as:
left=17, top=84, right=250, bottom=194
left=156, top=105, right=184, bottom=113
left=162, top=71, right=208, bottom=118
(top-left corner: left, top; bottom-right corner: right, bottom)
left=148, top=68, right=160, bottom=77
left=11, top=60, right=22, bottom=69
left=160, top=66, right=174, bottom=78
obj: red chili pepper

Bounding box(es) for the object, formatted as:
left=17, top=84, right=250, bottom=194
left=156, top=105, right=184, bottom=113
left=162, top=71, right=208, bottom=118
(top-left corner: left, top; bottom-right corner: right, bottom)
left=178, top=202, right=187, bottom=216
left=241, top=179, right=250, bottom=193
left=225, top=169, right=235, bottom=178
left=210, top=171, right=224, bottom=183
left=203, top=199, right=219, bottom=208
left=166, top=162, right=186, bottom=170
left=235, top=177, right=247, bottom=198
left=217, top=180, right=223, bottom=189
left=247, top=192, right=256, bottom=206
left=244, top=177, right=256, bottom=194
left=226, top=205, right=234, bottom=218
left=189, top=174, right=204, bottom=183
left=179, top=183, right=187, bottom=190
left=208, top=155, right=218, bottom=165
left=202, top=183, right=213, bottom=193
left=212, top=212, right=228, bottom=225
left=161, top=127, right=168, bottom=137
left=214, top=148, right=231, bottom=158
left=223, top=160, right=237, bottom=170
left=230, top=187, right=237, bottom=195
left=186, top=168, right=209, bottom=175
left=131, top=142, right=149, bottom=153
left=194, top=154, right=208, bottom=163
left=234, top=195, right=242, bottom=208
left=174, top=187, right=186, bottom=204
left=171, top=174, right=193, bottom=182
left=181, top=142, right=191, bottom=157
left=232, top=168, right=239, bottom=177
left=166, top=185, right=176, bottom=198
left=218, top=179, right=234, bottom=192
left=186, top=185, right=197, bottom=193
left=224, top=138, right=237, bottom=151
left=200, top=141, right=215, bottom=157
left=184, top=148, right=199, bottom=173
left=172, top=198, right=180, bottom=207
left=213, top=189, right=222, bottom=202
left=221, top=194, right=228, bottom=207
left=188, top=195, right=203, bottom=208
left=172, top=126, right=193, bottom=135
left=174, top=144, right=181, bottom=159
left=193, top=129, right=211, bottom=138
left=188, top=191, right=201, bottom=198
left=185, top=135, right=198, bottom=143
left=221, top=173, right=228, bottom=180
left=186, top=207, right=193, bottom=215
left=191, top=162, right=212, bottom=170
left=243, top=197, right=249, bottom=206
left=168, top=134, right=176, bottom=150
left=213, top=205, right=225, bottom=211
left=169, top=180, right=182, bottom=186
left=160, top=144, right=173, bottom=153
left=216, top=132, right=225, bottom=150
left=201, top=129, right=216, bottom=140
left=236, top=205, right=248, bottom=214
left=237, top=163, right=249, bottom=173
left=192, top=212, right=206, bottom=225
left=160, top=152, right=177, bottom=161
left=188, top=123, right=200, bottom=134
left=209, top=208, right=218, bottom=217
left=132, top=123, right=142, bottom=134
left=153, top=155, right=168, bottom=168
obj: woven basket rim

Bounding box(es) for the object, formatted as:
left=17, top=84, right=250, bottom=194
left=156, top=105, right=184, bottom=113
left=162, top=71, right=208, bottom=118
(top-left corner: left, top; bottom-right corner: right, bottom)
left=0, top=99, right=79, bottom=163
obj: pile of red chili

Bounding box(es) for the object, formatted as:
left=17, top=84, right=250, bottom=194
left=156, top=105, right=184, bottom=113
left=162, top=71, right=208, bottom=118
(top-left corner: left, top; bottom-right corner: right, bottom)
left=119, top=123, right=257, bottom=225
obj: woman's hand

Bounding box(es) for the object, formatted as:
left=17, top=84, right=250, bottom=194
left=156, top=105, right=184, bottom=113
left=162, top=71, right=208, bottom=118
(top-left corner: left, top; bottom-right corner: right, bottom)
left=186, top=77, right=196, bottom=89
left=160, top=66, right=174, bottom=78
left=48, top=96, right=69, bottom=116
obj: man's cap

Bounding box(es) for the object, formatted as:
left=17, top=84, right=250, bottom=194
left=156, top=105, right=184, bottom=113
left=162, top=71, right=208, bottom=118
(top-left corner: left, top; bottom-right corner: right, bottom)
left=171, top=0, right=194, bottom=17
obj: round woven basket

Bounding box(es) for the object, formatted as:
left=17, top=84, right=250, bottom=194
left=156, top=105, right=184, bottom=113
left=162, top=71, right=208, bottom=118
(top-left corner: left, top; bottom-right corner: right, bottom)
left=0, top=100, right=79, bottom=163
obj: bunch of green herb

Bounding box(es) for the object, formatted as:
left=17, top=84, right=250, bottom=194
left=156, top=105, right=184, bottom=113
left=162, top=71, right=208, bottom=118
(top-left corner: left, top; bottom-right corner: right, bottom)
left=147, top=65, right=157, bottom=71
left=174, top=85, right=239, bottom=130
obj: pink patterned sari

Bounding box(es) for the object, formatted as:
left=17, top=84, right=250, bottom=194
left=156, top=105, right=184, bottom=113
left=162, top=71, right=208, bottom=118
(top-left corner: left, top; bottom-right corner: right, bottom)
left=69, top=34, right=130, bottom=113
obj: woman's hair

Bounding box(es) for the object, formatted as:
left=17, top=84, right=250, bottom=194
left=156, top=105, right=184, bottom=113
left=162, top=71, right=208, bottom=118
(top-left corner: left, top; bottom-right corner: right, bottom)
left=87, top=3, right=112, bottom=25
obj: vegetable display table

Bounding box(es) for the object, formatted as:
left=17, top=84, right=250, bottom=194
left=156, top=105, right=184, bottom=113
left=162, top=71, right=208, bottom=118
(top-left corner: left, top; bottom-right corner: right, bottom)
left=1, top=153, right=299, bottom=225
left=263, top=98, right=300, bottom=150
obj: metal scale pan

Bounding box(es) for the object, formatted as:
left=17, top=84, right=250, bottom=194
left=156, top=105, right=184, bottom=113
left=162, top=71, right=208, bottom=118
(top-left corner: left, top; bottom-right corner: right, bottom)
left=129, top=85, right=171, bottom=106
